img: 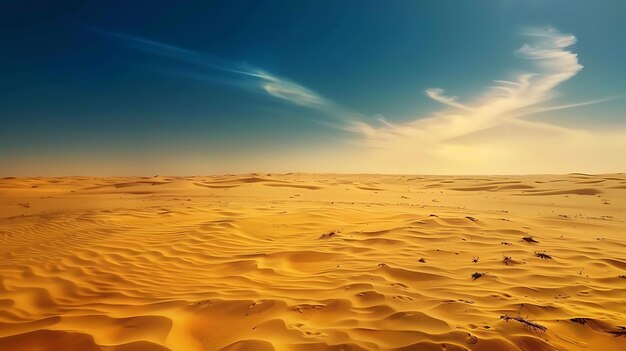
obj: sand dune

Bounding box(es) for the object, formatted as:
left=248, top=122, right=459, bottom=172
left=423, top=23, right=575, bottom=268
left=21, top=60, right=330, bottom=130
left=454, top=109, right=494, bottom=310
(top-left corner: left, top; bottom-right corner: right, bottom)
left=1, top=174, right=625, bottom=350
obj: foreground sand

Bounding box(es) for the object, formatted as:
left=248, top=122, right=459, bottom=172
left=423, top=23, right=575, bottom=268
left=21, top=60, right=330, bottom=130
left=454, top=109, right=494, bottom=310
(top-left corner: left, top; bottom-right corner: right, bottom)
left=1, top=173, right=625, bottom=351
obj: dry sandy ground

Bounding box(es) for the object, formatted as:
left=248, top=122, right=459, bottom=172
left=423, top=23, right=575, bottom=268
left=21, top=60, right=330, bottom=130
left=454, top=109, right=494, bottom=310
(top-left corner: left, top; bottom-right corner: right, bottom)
left=1, top=173, right=625, bottom=351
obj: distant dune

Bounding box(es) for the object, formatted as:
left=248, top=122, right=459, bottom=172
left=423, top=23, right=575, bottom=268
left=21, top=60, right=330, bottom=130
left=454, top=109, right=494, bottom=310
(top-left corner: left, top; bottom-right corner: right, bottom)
left=1, top=174, right=625, bottom=350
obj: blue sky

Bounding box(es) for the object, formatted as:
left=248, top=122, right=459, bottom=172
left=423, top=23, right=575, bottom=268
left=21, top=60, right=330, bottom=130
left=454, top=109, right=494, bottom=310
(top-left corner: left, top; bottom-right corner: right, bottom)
left=2, top=1, right=626, bottom=175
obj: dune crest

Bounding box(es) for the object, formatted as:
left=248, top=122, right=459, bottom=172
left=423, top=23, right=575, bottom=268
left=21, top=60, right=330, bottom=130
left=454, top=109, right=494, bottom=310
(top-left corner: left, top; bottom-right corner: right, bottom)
left=1, top=174, right=625, bottom=350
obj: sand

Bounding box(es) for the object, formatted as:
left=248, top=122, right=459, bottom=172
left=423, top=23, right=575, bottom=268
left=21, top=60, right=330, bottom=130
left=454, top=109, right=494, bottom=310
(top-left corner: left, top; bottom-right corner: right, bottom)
left=1, top=173, right=625, bottom=351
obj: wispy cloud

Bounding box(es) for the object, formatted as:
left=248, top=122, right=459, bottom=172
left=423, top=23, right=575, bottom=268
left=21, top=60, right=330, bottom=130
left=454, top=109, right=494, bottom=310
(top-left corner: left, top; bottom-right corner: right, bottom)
left=348, top=27, right=587, bottom=143
left=103, top=32, right=339, bottom=114
left=252, top=70, right=330, bottom=108
left=343, top=27, right=626, bottom=174
left=425, top=88, right=473, bottom=111
left=103, top=29, right=625, bottom=173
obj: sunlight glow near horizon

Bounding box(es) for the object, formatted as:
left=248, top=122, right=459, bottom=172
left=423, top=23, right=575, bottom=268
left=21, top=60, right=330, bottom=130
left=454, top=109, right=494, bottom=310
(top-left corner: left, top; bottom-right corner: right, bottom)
left=1, top=2, right=625, bottom=176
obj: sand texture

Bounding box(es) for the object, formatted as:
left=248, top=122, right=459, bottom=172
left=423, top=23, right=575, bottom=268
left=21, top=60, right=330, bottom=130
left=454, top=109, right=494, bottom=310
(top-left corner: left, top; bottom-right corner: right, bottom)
left=1, top=173, right=625, bottom=351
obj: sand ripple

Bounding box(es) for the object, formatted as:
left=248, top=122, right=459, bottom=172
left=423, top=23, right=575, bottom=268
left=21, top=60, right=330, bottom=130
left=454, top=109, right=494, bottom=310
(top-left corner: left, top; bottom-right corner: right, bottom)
left=1, top=174, right=625, bottom=350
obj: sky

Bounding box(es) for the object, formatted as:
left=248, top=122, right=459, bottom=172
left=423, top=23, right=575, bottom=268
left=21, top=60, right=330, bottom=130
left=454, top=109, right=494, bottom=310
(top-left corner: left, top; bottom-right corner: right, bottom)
left=2, top=0, right=626, bottom=176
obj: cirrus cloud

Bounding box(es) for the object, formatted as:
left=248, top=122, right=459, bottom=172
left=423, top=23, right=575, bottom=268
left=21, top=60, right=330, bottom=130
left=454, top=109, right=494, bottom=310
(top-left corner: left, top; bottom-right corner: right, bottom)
left=102, top=28, right=626, bottom=174
left=103, top=31, right=339, bottom=113
left=343, top=27, right=626, bottom=174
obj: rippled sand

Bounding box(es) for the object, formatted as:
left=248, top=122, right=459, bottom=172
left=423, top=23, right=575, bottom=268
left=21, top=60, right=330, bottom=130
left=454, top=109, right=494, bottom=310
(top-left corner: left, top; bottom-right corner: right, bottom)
left=1, top=174, right=625, bottom=351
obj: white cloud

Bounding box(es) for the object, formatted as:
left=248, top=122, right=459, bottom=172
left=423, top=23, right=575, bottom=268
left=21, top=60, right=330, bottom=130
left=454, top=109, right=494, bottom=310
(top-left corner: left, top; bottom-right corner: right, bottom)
left=425, top=88, right=473, bottom=111
left=251, top=70, right=331, bottom=109
left=106, top=32, right=337, bottom=112
left=344, top=27, right=626, bottom=174
left=105, top=29, right=626, bottom=174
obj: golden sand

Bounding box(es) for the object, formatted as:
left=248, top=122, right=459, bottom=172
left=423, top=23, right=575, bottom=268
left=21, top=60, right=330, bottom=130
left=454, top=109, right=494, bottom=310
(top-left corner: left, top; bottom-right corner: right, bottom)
left=1, top=174, right=625, bottom=351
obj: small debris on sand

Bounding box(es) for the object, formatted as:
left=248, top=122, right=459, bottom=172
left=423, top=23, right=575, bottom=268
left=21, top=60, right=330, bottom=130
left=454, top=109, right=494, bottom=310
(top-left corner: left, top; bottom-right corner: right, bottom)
left=319, top=231, right=337, bottom=239
left=471, top=272, right=484, bottom=280
left=535, top=252, right=553, bottom=260
left=502, top=256, right=521, bottom=266
left=500, top=314, right=547, bottom=332
left=522, top=236, right=539, bottom=244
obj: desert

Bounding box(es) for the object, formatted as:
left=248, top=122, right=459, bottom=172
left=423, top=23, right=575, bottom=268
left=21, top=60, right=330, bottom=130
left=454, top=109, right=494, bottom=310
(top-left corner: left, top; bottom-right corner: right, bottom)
left=1, top=173, right=625, bottom=350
